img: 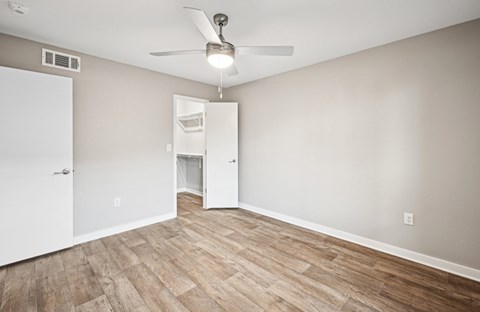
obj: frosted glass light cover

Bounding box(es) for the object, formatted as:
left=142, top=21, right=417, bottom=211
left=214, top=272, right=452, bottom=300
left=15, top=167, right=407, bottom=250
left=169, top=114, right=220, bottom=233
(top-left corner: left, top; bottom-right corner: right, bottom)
left=208, top=54, right=234, bottom=68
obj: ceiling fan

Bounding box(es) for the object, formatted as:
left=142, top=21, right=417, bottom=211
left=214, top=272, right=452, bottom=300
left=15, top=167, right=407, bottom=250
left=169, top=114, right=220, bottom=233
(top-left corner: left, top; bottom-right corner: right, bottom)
left=150, top=7, right=294, bottom=77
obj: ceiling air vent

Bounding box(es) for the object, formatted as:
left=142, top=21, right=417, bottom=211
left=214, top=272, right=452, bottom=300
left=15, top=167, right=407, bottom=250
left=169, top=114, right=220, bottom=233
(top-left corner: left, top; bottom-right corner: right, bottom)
left=42, top=48, right=81, bottom=72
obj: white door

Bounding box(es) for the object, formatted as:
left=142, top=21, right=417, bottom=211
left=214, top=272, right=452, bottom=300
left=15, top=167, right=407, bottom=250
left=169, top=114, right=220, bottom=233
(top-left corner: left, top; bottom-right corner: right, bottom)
left=205, top=102, right=238, bottom=208
left=0, top=66, right=73, bottom=266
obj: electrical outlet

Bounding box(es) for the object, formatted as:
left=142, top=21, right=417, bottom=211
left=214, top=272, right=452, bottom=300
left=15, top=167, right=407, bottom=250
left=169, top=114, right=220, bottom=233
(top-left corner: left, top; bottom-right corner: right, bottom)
left=404, top=212, right=414, bottom=226
left=114, top=197, right=121, bottom=207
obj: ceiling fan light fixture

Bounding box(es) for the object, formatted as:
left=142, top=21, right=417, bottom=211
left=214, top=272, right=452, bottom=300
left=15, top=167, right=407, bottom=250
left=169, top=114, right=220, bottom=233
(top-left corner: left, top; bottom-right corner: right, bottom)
left=208, top=53, right=233, bottom=68
left=206, top=43, right=235, bottom=69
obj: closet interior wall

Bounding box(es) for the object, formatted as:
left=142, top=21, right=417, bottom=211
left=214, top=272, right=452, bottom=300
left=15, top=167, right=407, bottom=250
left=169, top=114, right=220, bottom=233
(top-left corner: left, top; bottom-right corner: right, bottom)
left=176, top=100, right=205, bottom=196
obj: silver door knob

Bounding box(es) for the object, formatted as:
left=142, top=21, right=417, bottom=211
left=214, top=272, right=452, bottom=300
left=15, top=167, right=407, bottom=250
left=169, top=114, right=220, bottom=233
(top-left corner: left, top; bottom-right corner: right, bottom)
left=54, top=168, right=71, bottom=175
left=229, top=159, right=236, bottom=163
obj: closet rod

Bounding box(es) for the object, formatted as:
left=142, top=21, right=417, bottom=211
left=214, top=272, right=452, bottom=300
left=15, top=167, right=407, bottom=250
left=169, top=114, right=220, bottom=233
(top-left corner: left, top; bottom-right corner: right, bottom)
left=177, top=153, right=203, bottom=159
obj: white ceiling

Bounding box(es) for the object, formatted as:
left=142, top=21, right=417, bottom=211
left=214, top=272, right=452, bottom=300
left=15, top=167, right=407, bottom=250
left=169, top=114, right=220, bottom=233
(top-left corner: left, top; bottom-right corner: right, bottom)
left=1, top=0, right=480, bottom=87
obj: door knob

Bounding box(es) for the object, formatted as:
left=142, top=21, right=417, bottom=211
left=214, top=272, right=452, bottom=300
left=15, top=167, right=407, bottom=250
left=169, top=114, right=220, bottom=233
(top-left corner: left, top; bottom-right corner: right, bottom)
left=54, top=168, right=71, bottom=175
left=229, top=159, right=236, bottom=163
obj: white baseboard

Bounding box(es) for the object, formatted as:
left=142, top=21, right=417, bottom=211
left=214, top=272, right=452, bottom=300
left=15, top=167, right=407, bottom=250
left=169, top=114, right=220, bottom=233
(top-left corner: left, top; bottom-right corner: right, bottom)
left=239, top=202, right=480, bottom=282
left=177, top=187, right=203, bottom=197
left=73, top=212, right=176, bottom=245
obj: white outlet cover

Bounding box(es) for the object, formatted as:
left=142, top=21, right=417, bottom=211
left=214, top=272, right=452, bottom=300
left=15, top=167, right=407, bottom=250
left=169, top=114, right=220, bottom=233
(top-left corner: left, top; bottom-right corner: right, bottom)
left=166, top=144, right=172, bottom=152
left=114, top=197, right=121, bottom=207
left=404, top=212, right=414, bottom=226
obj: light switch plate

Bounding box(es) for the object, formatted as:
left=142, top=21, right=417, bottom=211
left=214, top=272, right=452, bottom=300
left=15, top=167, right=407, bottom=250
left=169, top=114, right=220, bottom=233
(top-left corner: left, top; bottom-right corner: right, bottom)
left=166, top=144, right=172, bottom=152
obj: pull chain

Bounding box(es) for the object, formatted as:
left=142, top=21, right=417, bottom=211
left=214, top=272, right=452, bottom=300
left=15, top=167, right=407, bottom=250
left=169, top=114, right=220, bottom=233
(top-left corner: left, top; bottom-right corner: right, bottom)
left=219, top=70, right=223, bottom=99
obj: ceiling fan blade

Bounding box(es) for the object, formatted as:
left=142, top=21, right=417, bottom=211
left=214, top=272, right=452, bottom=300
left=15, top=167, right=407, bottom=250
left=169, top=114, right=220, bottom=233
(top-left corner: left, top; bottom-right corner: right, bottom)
left=223, top=64, right=239, bottom=77
left=236, top=46, right=294, bottom=56
left=184, top=7, right=222, bottom=45
left=150, top=50, right=205, bottom=57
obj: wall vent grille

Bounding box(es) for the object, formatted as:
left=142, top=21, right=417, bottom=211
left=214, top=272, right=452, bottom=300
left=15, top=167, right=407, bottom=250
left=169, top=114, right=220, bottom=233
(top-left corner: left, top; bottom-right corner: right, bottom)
left=42, top=48, right=81, bottom=72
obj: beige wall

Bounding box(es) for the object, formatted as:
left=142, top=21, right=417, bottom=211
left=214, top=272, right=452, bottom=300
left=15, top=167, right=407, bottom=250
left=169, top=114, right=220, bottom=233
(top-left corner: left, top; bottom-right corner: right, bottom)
left=225, top=19, right=480, bottom=270
left=0, top=33, right=216, bottom=236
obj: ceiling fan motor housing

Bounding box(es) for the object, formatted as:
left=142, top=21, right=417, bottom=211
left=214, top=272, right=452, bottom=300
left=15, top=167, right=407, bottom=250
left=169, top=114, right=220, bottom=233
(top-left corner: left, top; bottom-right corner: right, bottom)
left=206, top=41, right=235, bottom=60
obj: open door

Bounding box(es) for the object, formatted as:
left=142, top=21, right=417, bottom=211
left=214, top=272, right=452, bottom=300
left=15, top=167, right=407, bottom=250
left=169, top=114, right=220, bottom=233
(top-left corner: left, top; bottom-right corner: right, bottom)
left=205, top=102, right=238, bottom=208
left=0, top=66, right=73, bottom=266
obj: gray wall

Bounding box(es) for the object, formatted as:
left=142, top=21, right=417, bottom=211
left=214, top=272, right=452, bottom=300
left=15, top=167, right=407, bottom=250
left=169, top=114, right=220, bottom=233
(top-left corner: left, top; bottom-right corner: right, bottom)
left=185, top=158, right=203, bottom=192
left=225, top=19, right=480, bottom=270
left=0, top=33, right=216, bottom=237
left=176, top=157, right=203, bottom=193
left=177, top=158, right=187, bottom=189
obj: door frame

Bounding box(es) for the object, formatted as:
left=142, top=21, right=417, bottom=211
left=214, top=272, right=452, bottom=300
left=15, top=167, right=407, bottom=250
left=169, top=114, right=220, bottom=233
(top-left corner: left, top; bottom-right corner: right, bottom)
left=173, top=94, right=209, bottom=216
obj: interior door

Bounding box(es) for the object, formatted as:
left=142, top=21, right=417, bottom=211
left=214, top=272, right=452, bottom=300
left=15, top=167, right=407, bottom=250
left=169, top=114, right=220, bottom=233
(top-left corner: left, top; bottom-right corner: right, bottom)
left=0, top=66, right=73, bottom=266
left=205, top=102, right=238, bottom=208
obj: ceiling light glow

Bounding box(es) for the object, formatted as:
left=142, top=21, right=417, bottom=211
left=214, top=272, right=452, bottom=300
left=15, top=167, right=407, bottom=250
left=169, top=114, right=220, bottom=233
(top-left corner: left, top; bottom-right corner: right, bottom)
left=207, top=53, right=234, bottom=68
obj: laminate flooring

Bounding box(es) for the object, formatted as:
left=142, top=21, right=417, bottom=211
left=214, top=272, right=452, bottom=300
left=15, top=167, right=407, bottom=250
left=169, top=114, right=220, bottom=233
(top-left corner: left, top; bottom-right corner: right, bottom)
left=1, top=192, right=479, bottom=311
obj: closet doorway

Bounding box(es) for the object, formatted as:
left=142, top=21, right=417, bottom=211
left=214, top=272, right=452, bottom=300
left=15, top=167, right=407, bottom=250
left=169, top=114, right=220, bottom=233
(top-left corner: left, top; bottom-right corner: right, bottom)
left=173, top=95, right=238, bottom=212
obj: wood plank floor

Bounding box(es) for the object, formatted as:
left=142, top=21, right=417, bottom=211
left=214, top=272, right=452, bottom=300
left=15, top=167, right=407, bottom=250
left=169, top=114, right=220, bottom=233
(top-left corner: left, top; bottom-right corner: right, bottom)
left=1, top=192, right=479, bottom=311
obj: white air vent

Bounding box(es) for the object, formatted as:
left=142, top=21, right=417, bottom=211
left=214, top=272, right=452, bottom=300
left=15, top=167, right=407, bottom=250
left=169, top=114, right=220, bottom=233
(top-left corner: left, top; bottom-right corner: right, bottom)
left=42, top=48, right=81, bottom=72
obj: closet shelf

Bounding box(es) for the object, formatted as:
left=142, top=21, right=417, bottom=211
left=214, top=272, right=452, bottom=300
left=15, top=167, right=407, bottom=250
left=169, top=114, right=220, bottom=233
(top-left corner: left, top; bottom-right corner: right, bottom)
left=177, top=153, right=203, bottom=158
left=177, top=112, right=204, bottom=133
left=177, top=112, right=203, bottom=121
left=177, top=123, right=203, bottom=133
